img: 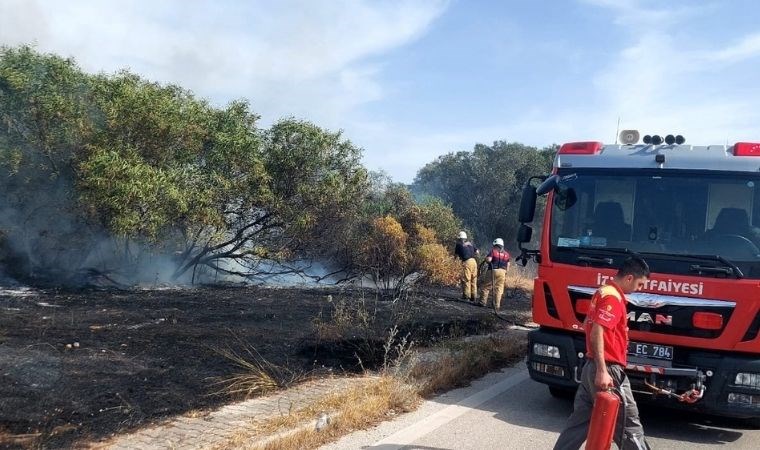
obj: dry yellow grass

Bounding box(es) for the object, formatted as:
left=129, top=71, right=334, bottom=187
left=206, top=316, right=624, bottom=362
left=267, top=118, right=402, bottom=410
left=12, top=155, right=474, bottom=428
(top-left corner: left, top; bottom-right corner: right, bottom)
left=506, top=265, right=535, bottom=294
left=412, top=334, right=527, bottom=397
left=210, top=340, right=302, bottom=399
left=0, top=432, right=41, bottom=448
left=212, top=376, right=418, bottom=450
left=182, top=409, right=209, bottom=419
left=212, top=331, right=527, bottom=450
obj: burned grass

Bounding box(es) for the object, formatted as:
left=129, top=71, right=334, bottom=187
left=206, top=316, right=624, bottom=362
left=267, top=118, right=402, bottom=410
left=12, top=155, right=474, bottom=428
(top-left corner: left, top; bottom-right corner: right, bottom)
left=0, top=284, right=531, bottom=449
left=410, top=333, right=528, bottom=397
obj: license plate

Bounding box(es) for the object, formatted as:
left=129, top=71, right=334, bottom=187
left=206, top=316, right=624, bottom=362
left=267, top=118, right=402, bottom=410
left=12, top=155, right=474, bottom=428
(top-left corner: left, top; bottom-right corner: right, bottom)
left=628, top=341, right=673, bottom=361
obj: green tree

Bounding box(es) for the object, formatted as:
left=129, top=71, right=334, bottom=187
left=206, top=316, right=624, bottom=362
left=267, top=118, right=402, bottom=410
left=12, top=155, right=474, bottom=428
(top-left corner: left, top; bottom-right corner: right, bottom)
left=262, top=119, right=368, bottom=253
left=412, top=141, right=555, bottom=249
left=336, top=183, right=462, bottom=290
left=0, top=46, right=95, bottom=279
left=0, top=45, right=467, bottom=287
left=0, top=46, right=371, bottom=284
left=79, top=72, right=221, bottom=242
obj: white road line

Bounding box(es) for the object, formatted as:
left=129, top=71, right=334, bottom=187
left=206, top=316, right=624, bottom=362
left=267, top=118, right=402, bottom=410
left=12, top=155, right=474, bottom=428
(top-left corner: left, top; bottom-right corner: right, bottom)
left=370, top=369, right=530, bottom=449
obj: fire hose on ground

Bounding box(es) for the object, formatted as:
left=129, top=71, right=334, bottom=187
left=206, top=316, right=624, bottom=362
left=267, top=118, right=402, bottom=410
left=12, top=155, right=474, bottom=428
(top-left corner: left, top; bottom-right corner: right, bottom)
left=643, top=379, right=705, bottom=404
left=478, top=260, right=513, bottom=323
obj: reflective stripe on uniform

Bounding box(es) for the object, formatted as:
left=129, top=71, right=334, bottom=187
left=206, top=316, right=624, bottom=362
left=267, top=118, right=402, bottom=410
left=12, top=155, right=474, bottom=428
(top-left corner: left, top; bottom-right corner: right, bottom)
left=599, top=284, right=622, bottom=302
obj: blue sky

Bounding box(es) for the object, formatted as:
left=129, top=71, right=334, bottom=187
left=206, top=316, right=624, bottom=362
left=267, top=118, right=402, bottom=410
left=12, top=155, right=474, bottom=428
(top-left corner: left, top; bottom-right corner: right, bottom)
left=2, top=0, right=760, bottom=182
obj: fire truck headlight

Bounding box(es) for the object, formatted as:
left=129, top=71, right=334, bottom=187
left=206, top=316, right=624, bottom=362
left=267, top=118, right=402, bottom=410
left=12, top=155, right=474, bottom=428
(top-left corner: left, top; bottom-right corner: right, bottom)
left=533, top=343, right=561, bottom=359
left=735, top=372, right=760, bottom=388
left=728, top=393, right=760, bottom=405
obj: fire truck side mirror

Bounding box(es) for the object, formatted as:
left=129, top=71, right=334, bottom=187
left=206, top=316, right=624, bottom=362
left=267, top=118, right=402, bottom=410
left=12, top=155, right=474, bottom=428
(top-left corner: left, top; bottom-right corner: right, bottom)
left=517, top=224, right=533, bottom=244
left=518, top=184, right=537, bottom=223
left=536, top=174, right=559, bottom=195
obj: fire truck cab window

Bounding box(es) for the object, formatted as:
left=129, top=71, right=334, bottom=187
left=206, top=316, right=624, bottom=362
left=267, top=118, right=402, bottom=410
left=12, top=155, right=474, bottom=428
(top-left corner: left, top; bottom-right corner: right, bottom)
left=550, top=170, right=760, bottom=278
left=593, top=179, right=634, bottom=242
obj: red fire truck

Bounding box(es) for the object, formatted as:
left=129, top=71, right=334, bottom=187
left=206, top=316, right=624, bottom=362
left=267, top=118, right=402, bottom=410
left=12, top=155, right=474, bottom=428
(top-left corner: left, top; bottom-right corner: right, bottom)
left=517, top=132, right=760, bottom=418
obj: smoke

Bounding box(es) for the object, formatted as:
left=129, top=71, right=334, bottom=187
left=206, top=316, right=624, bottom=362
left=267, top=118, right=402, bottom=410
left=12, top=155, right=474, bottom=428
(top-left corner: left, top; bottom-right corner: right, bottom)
left=202, top=258, right=347, bottom=287
left=0, top=134, right=347, bottom=289
left=0, top=172, right=79, bottom=283
left=0, top=188, right=344, bottom=288
left=0, top=165, right=194, bottom=287
left=0, top=207, right=183, bottom=287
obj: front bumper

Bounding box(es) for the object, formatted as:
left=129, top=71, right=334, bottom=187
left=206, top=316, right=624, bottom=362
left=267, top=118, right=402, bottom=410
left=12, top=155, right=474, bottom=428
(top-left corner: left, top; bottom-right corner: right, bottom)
left=526, top=327, right=760, bottom=418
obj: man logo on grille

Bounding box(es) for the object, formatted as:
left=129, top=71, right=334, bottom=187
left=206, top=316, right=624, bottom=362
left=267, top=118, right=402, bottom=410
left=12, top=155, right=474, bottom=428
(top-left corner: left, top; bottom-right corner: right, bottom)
left=626, top=311, right=673, bottom=326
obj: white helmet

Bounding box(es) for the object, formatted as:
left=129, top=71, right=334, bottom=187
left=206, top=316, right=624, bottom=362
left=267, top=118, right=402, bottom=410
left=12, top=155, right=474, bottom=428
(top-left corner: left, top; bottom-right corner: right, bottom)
left=493, top=238, right=504, bottom=247
left=458, top=231, right=467, bottom=239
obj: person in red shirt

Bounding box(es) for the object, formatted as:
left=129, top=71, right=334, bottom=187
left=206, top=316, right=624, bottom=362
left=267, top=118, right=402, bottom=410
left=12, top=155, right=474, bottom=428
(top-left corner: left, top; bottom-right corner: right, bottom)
left=554, top=256, right=651, bottom=450
left=479, top=238, right=510, bottom=310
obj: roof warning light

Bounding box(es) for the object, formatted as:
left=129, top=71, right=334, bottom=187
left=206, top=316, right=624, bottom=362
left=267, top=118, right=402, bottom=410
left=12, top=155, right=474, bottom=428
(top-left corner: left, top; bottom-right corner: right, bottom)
left=733, top=142, right=760, bottom=156
left=643, top=133, right=685, bottom=145
left=558, top=141, right=604, bottom=155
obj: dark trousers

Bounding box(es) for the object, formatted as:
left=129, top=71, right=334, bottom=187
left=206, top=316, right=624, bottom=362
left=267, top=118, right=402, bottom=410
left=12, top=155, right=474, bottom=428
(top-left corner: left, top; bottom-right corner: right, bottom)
left=554, top=359, right=651, bottom=450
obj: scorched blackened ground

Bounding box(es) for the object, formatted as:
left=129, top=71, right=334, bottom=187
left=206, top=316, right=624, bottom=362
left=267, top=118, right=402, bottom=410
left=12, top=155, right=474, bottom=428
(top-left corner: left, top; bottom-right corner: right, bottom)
left=0, top=285, right=530, bottom=449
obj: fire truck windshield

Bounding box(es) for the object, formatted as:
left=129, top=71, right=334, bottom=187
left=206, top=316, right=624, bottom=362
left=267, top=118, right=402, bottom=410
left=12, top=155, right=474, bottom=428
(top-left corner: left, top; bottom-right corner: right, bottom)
left=549, top=168, right=760, bottom=279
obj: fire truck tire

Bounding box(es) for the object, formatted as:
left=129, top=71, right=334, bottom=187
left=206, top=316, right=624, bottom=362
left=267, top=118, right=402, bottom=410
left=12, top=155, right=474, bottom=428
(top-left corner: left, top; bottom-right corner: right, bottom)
left=548, top=385, right=576, bottom=400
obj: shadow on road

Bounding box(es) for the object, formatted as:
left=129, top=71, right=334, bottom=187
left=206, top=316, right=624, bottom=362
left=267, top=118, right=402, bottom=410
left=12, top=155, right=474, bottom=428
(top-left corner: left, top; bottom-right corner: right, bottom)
left=638, top=403, right=748, bottom=445
left=474, top=375, right=748, bottom=446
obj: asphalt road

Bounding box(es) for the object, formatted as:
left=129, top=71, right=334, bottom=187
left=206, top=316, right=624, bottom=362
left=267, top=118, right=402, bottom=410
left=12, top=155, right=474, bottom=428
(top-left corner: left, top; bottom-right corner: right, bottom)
left=322, top=366, right=760, bottom=450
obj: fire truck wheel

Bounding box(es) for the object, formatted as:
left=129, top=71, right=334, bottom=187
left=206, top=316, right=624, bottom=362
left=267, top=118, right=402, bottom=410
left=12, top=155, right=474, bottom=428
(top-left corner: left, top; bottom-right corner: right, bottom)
left=548, top=385, right=576, bottom=400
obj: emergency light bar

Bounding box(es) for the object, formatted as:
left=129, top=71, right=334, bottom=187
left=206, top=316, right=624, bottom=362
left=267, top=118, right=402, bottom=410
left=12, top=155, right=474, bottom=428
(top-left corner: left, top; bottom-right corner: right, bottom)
left=665, top=134, right=685, bottom=145
left=643, top=134, right=685, bottom=145
left=733, top=142, right=760, bottom=156
left=558, top=141, right=603, bottom=155
left=558, top=132, right=689, bottom=155
left=643, top=135, right=663, bottom=145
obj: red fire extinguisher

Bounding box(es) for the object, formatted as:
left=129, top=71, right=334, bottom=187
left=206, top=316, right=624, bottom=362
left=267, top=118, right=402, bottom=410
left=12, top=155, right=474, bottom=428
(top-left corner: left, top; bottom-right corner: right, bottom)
left=586, top=389, right=621, bottom=450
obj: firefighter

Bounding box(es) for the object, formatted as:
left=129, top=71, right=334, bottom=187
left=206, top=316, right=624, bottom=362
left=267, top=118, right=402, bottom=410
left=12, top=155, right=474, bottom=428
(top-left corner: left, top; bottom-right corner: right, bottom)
left=479, top=238, right=509, bottom=310
left=454, top=231, right=479, bottom=302
left=554, top=256, right=652, bottom=450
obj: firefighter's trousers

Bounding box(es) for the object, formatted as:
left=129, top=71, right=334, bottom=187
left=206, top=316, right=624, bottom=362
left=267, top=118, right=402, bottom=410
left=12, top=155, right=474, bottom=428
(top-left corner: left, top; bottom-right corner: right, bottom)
left=480, top=268, right=506, bottom=309
left=461, top=258, right=478, bottom=300
left=554, top=359, right=651, bottom=450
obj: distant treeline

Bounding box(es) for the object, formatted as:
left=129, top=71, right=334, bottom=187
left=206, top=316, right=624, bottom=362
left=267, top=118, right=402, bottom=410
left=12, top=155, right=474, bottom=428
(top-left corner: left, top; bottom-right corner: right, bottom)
left=412, top=142, right=556, bottom=250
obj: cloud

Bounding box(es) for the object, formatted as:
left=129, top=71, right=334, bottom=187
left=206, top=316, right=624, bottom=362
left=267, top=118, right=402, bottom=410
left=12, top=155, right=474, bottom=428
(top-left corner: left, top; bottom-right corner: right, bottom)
left=0, top=0, right=447, bottom=128
left=373, top=0, right=760, bottom=183
left=377, top=0, right=760, bottom=183
left=376, top=0, right=760, bottom=184
left=702, top=33, right=760, bottom=64
left=573, top=0, right=760, bottom=146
